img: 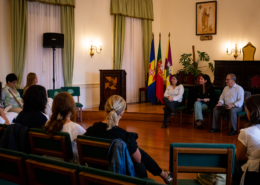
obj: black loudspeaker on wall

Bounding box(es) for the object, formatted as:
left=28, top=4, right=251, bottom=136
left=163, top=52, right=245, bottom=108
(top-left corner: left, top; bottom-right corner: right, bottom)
left=43, top=33, right=64, bottom=48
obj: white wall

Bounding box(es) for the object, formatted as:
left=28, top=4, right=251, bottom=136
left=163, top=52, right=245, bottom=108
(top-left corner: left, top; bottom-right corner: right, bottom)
left=1, top=0, right=260, bottom=108
left=156, top=0, right=260, bottom=81
left=0, top=0, right=11, bottom=84
left=74, top=0, right=113, bottom=108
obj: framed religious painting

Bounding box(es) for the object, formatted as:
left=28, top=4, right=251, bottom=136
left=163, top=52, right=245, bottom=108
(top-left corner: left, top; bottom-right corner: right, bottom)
left=196, top=1, right=217, bottom=35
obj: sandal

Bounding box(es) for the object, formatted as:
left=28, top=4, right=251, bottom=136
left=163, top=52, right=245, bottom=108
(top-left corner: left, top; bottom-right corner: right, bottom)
left=162, top=170, right=173, bottom=184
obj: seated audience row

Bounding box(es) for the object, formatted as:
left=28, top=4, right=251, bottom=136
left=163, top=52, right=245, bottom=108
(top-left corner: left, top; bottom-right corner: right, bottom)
left=162, top=73, right=245, bottom=136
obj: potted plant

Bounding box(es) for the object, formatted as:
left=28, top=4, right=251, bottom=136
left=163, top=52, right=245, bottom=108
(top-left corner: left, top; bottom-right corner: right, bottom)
left=177, top=51, right=214, bottom=76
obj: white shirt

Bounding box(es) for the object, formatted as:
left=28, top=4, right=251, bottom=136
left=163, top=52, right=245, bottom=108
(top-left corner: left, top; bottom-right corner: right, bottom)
left=61, top=122, right=86, bottom=164
left=238, top=124, right=260, bottom=173
left=164, top=84, right=184, bottom=102
left=0, top=112, right=18, bottom=124
left=218, top=84, right=244, bottom=107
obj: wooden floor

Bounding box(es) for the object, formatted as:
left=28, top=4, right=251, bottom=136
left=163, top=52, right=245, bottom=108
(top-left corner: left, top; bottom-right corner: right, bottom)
left=79, top=112, right=239, bottom=184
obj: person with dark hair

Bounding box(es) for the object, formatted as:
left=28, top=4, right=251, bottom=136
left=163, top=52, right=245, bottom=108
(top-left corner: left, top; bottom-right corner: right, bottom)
left=194, top=74, right=215, bottom=128
left=15, top=85, right=48, bottom=128
left=232, top=94, right=260, bottom=185
left=1, top=73, right=23, bottom=113
left=43, top=92, right=85, bottom=164
left=162, top=74, right=184, bottom=128
left=210, top=73, right=244, bottom=136
left=85, top=95, right=173, bottom=183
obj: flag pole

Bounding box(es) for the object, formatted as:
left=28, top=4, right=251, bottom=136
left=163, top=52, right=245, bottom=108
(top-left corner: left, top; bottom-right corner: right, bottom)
left=159, top=32, right=161, bottom=39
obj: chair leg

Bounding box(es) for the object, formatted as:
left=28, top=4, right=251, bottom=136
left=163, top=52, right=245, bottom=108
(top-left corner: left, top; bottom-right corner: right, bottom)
left=80, top=107, right=82, bottom=122
left=192, top=111, right=195, bottom=127
left=139, top=91, right=141, bottom=103
left=208, top=113, right=211, bottom=130
left=74, top=111, right=77, bottom=122
left=237, top=115, right=240, bottom=132
left=180, top=111, right=183, bottom=125
left=220, top=116, right=222, bottom=132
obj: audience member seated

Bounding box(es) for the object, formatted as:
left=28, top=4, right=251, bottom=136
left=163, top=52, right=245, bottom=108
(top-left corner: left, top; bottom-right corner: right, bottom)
left=15, top=85, right=48, bottom=128
left=232, top=95, right=260, bottom=184
left=0, top=108, right=18, bottom=125
left=162, top=74, right=184, bottom=128
left=42, top=92, right=85, bottom=164
left=23, top=72, right=38, bottom=96
left=85, top=95, right=173, bottom=184
left=1, top=73, right=23, bottom=113
left=210, top=74, right=244, bottom=136
left=194, top=74, right=215, bottom=128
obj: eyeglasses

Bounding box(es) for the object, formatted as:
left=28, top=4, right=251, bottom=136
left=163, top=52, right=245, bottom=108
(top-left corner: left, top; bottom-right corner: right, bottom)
left=225, top=79, right=231, bottom=81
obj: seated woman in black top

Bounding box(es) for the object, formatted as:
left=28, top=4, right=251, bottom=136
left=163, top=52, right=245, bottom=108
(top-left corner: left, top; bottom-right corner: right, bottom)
left=85, top=95, right=172, bottom=184
left=194, top=74, right=215, bottom=128
left=15, top=85, right=48, bottom=128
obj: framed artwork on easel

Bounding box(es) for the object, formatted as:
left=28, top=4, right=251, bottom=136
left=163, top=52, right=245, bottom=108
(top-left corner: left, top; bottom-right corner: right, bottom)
left=196, top=1, right=217, bottom=35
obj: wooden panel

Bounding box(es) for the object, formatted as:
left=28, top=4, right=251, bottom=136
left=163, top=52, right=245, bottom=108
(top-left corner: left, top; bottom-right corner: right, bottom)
left=25, top=159, right=78, bottom=185
left=79, top=172, right=136, bottom=185
left=99, top=70, right=126, bottom=110
left=178, top=166, right=227, bottom=173
left=177, top=148, right=228, bottom=154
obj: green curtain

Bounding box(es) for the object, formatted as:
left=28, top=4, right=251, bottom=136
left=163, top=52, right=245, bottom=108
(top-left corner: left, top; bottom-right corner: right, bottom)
left=113, top=15, right=126, bottom=70
left=10, top=0, right=28, bottom=88
left=27, top=0, right=75, bottom=7
left=61, top=6, right=75, bottom=87
left=142, top=20, right=152, bottom=84
left=111, top=0, right=153, bottom=20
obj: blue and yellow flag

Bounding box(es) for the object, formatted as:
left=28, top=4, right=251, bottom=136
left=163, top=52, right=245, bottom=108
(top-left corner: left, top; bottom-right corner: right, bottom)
left=148, top=39, right=156, bottom=105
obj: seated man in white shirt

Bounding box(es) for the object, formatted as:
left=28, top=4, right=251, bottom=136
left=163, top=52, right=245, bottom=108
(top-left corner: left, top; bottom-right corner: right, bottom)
left=210, top=74, right=244, bottom=136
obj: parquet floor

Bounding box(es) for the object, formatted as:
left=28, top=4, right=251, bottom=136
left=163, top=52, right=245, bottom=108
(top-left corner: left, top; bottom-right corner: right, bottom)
left=79, top=117, right=239, bottom=184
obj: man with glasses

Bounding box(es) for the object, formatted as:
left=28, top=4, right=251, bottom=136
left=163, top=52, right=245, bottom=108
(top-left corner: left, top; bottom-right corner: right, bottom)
left=210, top=73, right=244, bottom=136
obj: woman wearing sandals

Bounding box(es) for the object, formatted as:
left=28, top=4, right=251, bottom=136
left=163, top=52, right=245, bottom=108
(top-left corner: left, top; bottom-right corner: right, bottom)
left=85, top=95, right=173, bottom=184
left=194, top=74, right=215, bottom=128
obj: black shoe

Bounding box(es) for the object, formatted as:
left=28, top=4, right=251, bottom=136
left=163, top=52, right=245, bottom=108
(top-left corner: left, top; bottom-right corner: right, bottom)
left=228, top=130, right=237, bottom=136
left=163, top=171, right=173, bottom=184
left=209, top=128, right=220, bottom=133
left=161, top=124, right=167, bottom=128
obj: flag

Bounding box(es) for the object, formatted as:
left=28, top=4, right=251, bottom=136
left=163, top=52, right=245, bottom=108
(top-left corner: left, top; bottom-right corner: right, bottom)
left=155, top=37, right=164, bottom=104
left=147, top=38, right=157, bottom=105
left=164, top=39, right=173, bottom=88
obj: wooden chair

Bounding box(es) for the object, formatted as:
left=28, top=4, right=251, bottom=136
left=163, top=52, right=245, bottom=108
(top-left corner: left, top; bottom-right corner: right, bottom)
left=169, top=88, right=189, bottom=125
left=17, top=89, right=24, bottom=97
left=28, top=128, right=73, bottom=162
left=47, top=88, right=63, bottom=99
left=242, top=42, right=256, bottom=61
left=26, top=154, right=79, bottom=185
left=139, top=87, right=148, bottom=103
left=61, top=87, right=83, bottom=122
left=79, top=166, right=155, bottom=185
left=77, top=135, right=112, bottom=170
left=169, top=143, right=235, bottom=185
left=219, top=91, right=251, bottom=132
left=192, top=90, right=222, bottom=128
left=0, top=148, right=28, bottom=185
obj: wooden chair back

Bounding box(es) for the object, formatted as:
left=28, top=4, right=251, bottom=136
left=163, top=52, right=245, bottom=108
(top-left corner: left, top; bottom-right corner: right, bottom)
left=0, top=148, right=28, bottom=185
left=170, top=143, right=235, bottom=185
left=28, top=128, right=73, bottom=162
left=26, top=154, right=79, bottom=185
left=77, top=135, right=112, bottom=170
left=243, top=42, right=256, bottom=61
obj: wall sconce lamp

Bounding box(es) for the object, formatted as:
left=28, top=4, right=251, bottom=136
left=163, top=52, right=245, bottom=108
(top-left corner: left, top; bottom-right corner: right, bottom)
left=226, top=44, right=241, bottom=59
left=90, top=41, right=102, bottom=57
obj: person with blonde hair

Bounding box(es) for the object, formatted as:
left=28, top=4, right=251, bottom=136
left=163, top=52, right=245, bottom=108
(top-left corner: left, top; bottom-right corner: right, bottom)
left=43, top=92, right=85, bottom=164
left=85, top=95, right=172, bottom=183
left=23, top=72, right=38, bottom=96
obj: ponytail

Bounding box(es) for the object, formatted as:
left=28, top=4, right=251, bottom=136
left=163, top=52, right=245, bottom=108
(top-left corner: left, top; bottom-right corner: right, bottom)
left=105, top=95, right=126, bottom=130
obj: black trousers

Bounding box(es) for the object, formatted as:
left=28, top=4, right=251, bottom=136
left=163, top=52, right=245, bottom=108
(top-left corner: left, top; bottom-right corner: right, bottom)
left=232, top=160, right=260, bottom=185
left=134, top=148, right=162, bottom=178
left=163, top=97, right=181, bottom=125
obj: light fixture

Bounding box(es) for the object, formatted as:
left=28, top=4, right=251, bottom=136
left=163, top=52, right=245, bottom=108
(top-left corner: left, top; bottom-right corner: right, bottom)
left=226, top=44, right=241, bottom=59
left=90, top=41, right=102, bottom=57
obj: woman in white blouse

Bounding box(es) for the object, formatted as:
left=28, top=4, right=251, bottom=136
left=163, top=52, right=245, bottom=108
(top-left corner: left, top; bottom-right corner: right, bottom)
left=232, top=94, right=260, bottom=184
left=162, top=75, right=184, bottom=128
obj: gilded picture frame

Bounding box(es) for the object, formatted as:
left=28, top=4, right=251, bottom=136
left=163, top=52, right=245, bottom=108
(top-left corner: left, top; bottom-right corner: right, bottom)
left=196, top=1, right=217, bottom=35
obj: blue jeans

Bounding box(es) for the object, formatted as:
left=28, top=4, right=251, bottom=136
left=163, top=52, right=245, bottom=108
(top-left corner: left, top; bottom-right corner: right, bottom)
left=194, top=101, right=208, bottom=121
